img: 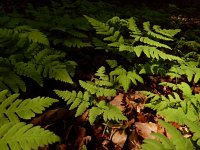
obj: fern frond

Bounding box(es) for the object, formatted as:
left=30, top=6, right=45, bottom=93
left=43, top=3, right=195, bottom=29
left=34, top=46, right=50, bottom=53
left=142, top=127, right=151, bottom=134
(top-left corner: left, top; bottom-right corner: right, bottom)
left=54, top=90, right=90, bottom=117
left=106, top=59, right=118, bottom=68
left=0, top=90, right=58, bottom=125
left=28, top=29, right=49, bottom=46
left=84, top=15, right=114, bottom=36
left=167, top=61, right=200, bottom=83
left=110, top=67, right=143, bottom=92
left=79, top=80, right=116, bottom=97
left=153, top=25, right=181, bottom=37
left=159, top=120, right=194, bottom=150
left=128, top=17, right=142, bottom=35
left=0, top=122, right=60, bottom=150
left=143, top=22, right=173, bottom=41
left=139, top=37, right=171, bottom=49
left=14, top=62, right=43, bottom=86
left=64, top=38, right=92, bottom=48
left=33, top=49, right=74, bottom=84
left=89, top=100, right=127, bottom=124
left=139, top=61, right=166, bottom=75
left=119, top=45, right=182, bottom=61
left=142, top=120, right=194, bottom=150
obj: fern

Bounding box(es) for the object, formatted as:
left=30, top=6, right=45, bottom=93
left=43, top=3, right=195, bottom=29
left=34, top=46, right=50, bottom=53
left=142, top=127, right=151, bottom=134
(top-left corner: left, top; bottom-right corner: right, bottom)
left=54, top=90, right=90, bottom=117
left=110, top=66, right=143, bottom=92
left=55, top=66, right=127, bottom=124
left=0, top=90, right=58, bottom=126
left=89, top=100, right=127, bottom=124
left=142, top=120, right=194, bottom=150
left=167, top=61, right=200, bottom=83
left=0, top=26, right=76, bottom=93
left=0, top=122, right=60, bottom=150
left=143, top=22, right=174, bottom=41
left=143, top=82, right=200, bottom=147
left=85, top=16, right=181, bottom=61
left=153, top=25, right=181, bottom=37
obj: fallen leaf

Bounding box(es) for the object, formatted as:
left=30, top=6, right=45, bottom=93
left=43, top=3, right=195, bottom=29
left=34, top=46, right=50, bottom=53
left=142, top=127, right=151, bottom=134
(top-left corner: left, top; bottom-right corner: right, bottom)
left=135, top=122, right=157, bottom=139
left=125, top=129, right=141, bottom=150
left=111, top=129, right=127, bottom=149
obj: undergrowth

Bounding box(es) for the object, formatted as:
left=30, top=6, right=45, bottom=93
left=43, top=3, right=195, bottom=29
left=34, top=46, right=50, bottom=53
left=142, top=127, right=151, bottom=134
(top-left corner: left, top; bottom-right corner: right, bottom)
left=0, top=0, right=200, bottom=149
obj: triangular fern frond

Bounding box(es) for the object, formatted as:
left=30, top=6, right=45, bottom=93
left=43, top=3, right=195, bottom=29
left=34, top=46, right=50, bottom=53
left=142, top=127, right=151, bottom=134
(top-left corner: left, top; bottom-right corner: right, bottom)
left=159, top=120, right=194, bottom=150
left=142, top=120, right=194, bottom=150
left=54, top=90, right=90, bottom=117
left=153, top=25, right=181, bottom=37
left=167, top=61, right=200, bottom=83
left=79, top=80, right=116, bottom=97
left=0, top=90, right=58, bottom=125
left=143, top=22, right=173, bottom=41
left=119, top=45, right=182, bottom=61
left=89, top=100, right=127, bottom=124
left=110, top=67, right=143, bottom=92
left=0, top=122, right=60, bottom=150
left=32, top=49, right=74, bottom=84
left=128, top=17, right=142, bottom=35
left=84, top=15, right=114, bottom=36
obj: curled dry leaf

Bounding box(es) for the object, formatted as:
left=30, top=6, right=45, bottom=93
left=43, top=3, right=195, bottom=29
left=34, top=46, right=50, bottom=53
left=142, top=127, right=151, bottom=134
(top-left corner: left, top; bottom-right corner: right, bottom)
left=126, top=129, right=141, bottom=150
left=111, top=129, right=127, bottom=149
left=110, top=93, right=125, bottom=111
left=135, top=122, right=158, bottom=139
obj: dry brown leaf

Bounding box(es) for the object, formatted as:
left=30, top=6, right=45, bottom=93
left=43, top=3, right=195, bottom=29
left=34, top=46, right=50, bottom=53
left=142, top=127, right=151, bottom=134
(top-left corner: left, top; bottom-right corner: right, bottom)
left=111, top=129, right=127, bottom=149
left=110, top=93, right=125, bottom=111
left=135, top=122, right=157, bottom=139
left=125, top=129, right=141, bottom=150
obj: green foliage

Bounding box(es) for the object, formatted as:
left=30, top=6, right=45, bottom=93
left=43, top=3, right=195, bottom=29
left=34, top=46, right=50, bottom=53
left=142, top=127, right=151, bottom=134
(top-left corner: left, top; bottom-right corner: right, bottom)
left=0, top=90, right=60, bottom=149
left=54, top=90, right=90, bottom=117
left=142, top=120, right=194, bottom=150
left=143, top=82, right=200, bottom=146
left=85, top=15, right=182, bottom=61
left=110, top=66, right=143, bottom=92
left=0, top=90, right=58, bottom=126
left=55, top=66, right=127, bottom=124
left=0, top=122, right=60, bottom=150
left=167, top=61, right=200, bottom=83
left=89, top=100, right=127, bottom=124
left=0, top=26, right=76, bottom=93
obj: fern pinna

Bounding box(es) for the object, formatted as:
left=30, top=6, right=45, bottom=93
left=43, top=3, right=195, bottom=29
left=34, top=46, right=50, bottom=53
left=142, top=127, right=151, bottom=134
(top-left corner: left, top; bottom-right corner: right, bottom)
left=84, top=15, right=182, bottom=61
left=142, top=82, right=200, bottom=147
left=0, top=90, right=60, bottom=149
left=0, top=26, right=76, bottom=93
left=142, top=120, right=194, bottom=150
left=55, top=66, right=127, bottom=124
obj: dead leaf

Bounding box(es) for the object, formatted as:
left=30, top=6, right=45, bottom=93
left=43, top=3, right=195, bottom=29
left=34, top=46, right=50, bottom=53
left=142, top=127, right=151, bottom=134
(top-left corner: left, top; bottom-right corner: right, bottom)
left=110, top=93, right=125, bottom=111
left=111, top=129, right=127, bottom=149
left=135, top=122, right=157, bottom=139
left=125, top=129, right=141, bottom=150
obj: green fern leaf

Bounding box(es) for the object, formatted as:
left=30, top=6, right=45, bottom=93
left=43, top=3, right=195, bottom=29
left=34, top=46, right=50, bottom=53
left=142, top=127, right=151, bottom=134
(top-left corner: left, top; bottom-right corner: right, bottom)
left=89, top=101, right=127, bottom=124
left=142, top=139, right=167, bottom=150
left=89, top=107, right=103, bottom=124
left=159, top=120, right=194, bottom=150
left=153, top=25, right=181, bottom=37
left=79, top=80, right=98, bottom=94
left=0, top=90, right=58, bottom=125
left=75, top=101, right=90, bottom=117
left=84, top=15, right=113, bottom=36
left=14, top=62, right=43, bottom=86
left=28, top=29, right=49, bottom=46
left=128, top=17, right=141, bottom=35
left=0, top=122, right=60, bottom=150
left=139, top=37, right=171, bottom=49
left=106, top=60, right=118, bottom=68
left=143, top=22, right=173, bottom=41
left=184, top=119, right=200, bottom=146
